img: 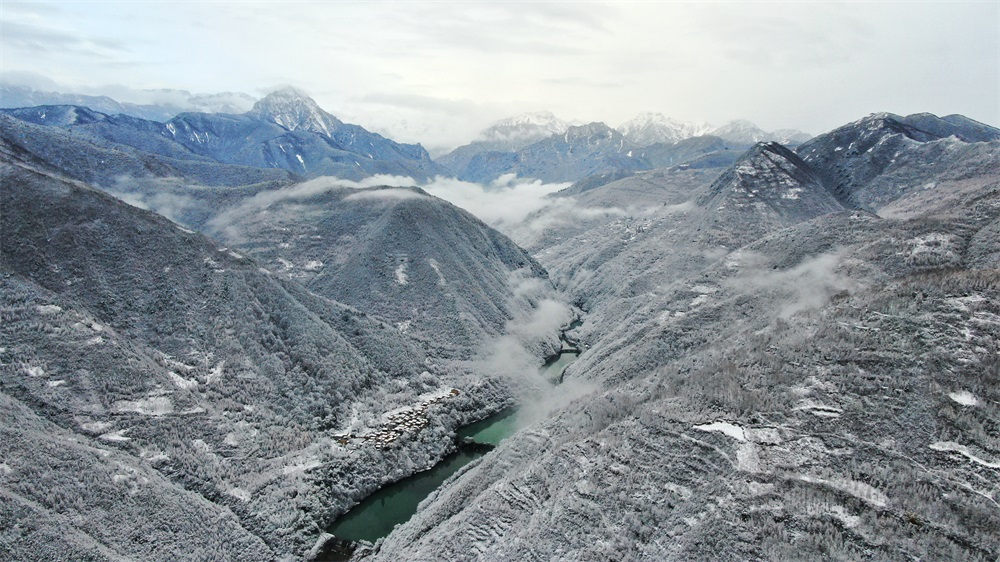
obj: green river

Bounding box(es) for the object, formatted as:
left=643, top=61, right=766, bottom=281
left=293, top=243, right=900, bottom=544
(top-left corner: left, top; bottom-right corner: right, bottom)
left=326, top=344, right=580, bottom=544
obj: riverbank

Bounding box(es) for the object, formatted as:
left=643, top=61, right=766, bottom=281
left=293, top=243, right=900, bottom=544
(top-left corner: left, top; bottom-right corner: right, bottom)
left=320, top=322, right=583, bottom=552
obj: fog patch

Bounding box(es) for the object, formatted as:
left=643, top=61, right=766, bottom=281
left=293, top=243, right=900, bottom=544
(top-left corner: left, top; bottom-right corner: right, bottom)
left=107, top=176, right=202, bottom=226
left=420, top=173, right=572, bottom=226
left=725, top=252, right=856, bottom=319
left=206, top=175, right=421, bottom=240
left=474, top=271, right=597, bottom=424
left=343, top=188, right=427, bottom=202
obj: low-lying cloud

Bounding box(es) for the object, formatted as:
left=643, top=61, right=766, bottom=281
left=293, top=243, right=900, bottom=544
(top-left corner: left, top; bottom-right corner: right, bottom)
left=726, top=251, right=857, bottom=319
left=419, top=173, right=572, bottom=226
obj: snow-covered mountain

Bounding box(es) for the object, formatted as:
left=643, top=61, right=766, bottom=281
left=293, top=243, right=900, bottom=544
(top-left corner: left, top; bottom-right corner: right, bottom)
left=708, top=119, right=770, bottom=144
left=5, top=94, right=1000, bottom=562
left=247, top=86, right=343, bottom=136
left=618, top=112, right=713, bottom=146
left=0, top=88, right=444, bottom=181
left=443, top=121, right=649, bottom=183
left=479, top=110, right=572, bottom=149
left=0, top=83, right=256, bottom=121
left=373, top=114, right=1000, bottom=561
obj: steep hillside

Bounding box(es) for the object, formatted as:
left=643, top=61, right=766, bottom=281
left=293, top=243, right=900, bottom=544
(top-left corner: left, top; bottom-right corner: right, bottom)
left=797, top=112, right=1000, bottom=210
left=0, top=152, right=528, bottom=558
left=368, top=115, right=1000, bottom=561
left=0, top=112, right=295, bottom=189
left=640, top=134, right=751, bottom=170
left=205, top=180, right=549, bottom=358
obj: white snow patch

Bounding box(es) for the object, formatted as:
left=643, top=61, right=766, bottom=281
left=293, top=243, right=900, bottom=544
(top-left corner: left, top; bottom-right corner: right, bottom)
left=175, top=225, right=195, bottom=234
left=85, top=336, right=104, bottom=346
left=277, top=257, right=294, bottom=270
left=113, top=396, right=174, bottom=416
left=81, top=420, right=113, bottom=433
left=689, top=294, right=711, bottom=308
left=396, top=320, right=411, bottom=333
left=37, top=304, right=62, bottom=315
left=930, top=441, right=1000, bottom=468
left=394, top=262, right=409, bottom=285
left=303, top=260, right=323, bottom=271
left=229, top=488, right=252, bottom=502
left=736, top=442, right=761, bottom=472
left=140, top=449, right=169, bottom=463
left=829, top=505, right=861, bottom=528
left=206, top=361, right=225, bottom=383
left=694, top=421, right=746, bottom=442
left=664, top=482, right=693, bottom=499
left=24, top=366, right=44, bottom=377
left=948, top=390, right=979, bottom=407
left=169, top=372, right=199, bottom=390
left=47, top=380, right=66, bottom=387
left=99, top=429, right=131, bottom=442
left=0, top=463, right=11, bottom=475
left=283, top=458, right=322, bottom=475
left=797, top=474, right=889, bottom=507
left=428, top=259, right=446, bottom=285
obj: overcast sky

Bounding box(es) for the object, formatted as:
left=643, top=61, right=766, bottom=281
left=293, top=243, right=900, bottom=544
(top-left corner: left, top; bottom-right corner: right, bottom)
left=2, top=1, right=997, bottom=153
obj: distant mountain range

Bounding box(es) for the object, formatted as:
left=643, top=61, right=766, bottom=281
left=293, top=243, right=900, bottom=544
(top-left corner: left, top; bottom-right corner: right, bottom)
left=0, top=88, right=444, bottom=181
left=436, top=111, right=813, bottom=183
left=0, top=83, right=257, bottom=121
left=1, top=84, right=817, bottom=184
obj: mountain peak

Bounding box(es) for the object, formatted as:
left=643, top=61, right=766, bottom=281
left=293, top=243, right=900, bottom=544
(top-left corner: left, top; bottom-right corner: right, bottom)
left=479, top=111, right=571, bottom=147
left=249, top=87, right=342, bottom=135
left=618, top=112, right=714, bottom=146
left=710, top=120, right=768, bottom=144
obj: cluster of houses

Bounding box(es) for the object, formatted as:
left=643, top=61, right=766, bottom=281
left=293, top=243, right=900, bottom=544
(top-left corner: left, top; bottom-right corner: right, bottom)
left=335, top=388, right=460, bottom=449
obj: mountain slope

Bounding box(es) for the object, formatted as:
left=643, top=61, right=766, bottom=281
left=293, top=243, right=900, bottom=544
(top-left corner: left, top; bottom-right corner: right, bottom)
left=0, top=151, right=514, bottom=558
left=205, top=181, right=549, bottom=358
left=442, top=122, right=650, bottom=183
left=796, top=112, right=1000, bottom=210
left=369, top=114, right=1000, bottom=561
left=618, top=112, right=713, bottom=146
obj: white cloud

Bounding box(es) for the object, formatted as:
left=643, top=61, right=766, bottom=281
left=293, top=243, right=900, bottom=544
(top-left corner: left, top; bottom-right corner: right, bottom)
left=420, top=174, right=572, bottom=226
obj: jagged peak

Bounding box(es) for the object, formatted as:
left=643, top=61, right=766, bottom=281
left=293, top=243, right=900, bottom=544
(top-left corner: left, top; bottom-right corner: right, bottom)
left=249, top=87, right=341, bottom=135
left=618, top=113, right=714, bottom=145
left=479, top=111, right=571, bottom=145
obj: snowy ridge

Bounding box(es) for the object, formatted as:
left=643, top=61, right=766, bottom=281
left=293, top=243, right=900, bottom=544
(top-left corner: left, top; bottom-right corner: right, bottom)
left=618, top=112, right=713, bottom=146
left=248, top=87, right=342, bottom=137
left=478, top=111, right=572, bottom=148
